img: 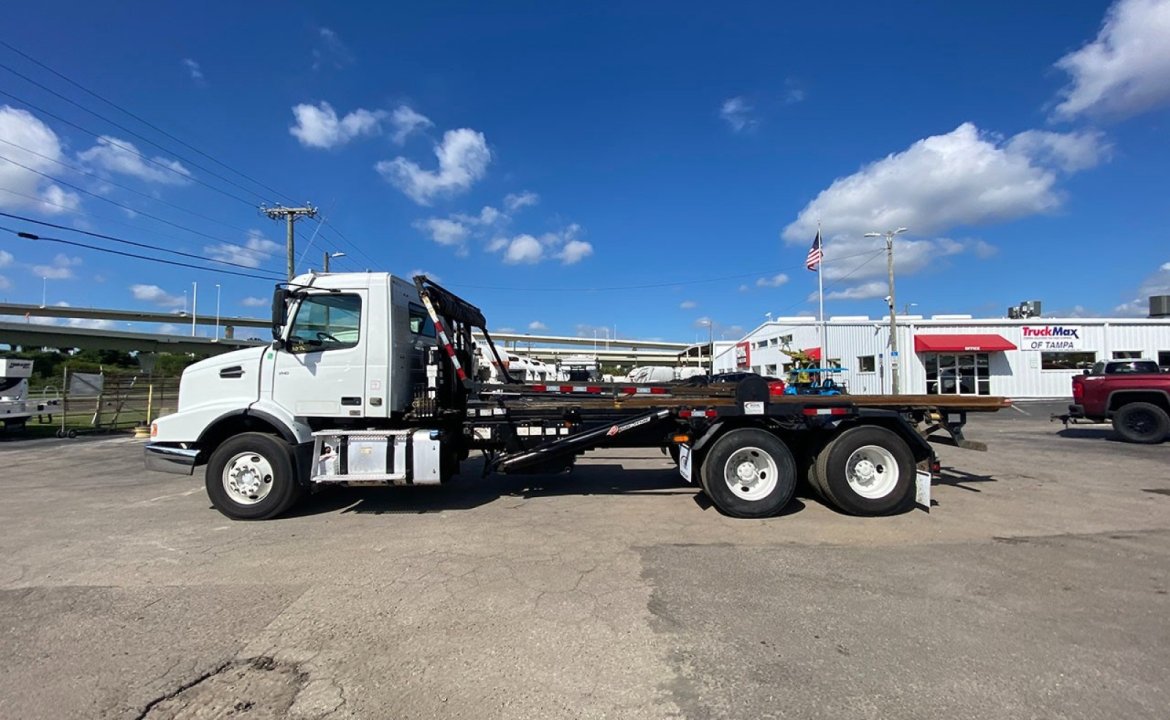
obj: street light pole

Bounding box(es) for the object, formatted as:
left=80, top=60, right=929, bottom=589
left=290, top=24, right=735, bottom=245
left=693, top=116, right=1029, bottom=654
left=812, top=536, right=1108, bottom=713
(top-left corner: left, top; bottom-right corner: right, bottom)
left=41, top=277, right=47, bottom=308
left=865, top=227, right=908, bottom=394
left=215, top=284, right=221, bottom=340
left=191, top=282, right=198, bottom=337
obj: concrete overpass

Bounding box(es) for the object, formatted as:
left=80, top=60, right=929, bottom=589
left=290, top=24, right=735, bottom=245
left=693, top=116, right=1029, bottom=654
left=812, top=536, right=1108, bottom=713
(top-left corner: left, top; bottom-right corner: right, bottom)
left=0, top=303, right=703, bottom=365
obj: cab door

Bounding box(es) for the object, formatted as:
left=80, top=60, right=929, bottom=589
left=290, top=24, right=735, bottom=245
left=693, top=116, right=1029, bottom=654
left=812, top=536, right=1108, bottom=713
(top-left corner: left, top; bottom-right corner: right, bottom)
left=271, top=291, right=367, bottom=418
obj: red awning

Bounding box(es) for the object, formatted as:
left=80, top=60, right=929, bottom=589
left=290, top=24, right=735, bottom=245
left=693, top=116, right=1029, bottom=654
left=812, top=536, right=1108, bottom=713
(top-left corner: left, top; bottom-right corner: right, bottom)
left=914, top=334, right=1017, bottom=352
left=799, top=347, right=822, bottom=361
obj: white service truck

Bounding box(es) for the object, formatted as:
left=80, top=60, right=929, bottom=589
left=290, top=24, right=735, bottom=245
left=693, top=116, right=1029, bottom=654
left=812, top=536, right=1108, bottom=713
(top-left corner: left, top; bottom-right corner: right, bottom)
left=1, top=358, right=60, bottom=431
left=145, top=273, right=1001, bottom=520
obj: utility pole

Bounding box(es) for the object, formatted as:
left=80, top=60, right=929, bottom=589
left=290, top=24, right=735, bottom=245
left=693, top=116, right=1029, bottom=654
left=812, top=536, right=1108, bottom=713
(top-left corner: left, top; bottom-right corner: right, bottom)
left=865, top=228, right=908, bottom=394
left=262, top=204, right=317, bottom=280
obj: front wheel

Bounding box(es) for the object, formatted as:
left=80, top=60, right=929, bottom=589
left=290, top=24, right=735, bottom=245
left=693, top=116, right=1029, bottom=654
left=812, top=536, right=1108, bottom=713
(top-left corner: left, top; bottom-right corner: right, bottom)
left=1112, top=402, right=1170, bottom=444
left=700, top=428, right=797, bottom=518
left=813, top=426, right=916, bottom=516
left=205, top=432, right=302, bottom=520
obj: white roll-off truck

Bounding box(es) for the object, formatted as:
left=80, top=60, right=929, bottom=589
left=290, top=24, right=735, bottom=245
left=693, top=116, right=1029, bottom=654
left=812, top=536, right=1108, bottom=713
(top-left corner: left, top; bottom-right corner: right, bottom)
left=145, top=273, right=1003, bottom=520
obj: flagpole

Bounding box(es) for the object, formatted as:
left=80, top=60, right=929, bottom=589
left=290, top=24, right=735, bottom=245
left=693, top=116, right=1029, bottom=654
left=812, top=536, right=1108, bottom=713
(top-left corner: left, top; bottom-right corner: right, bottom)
left=817, top=222, right=825, bottom=370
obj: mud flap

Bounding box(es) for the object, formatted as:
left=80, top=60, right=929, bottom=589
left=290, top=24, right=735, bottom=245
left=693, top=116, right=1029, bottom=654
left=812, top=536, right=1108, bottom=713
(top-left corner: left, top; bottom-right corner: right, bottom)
left=915, top=469, right=931, bottom=512
left=678, top=445, right=693, bottom=483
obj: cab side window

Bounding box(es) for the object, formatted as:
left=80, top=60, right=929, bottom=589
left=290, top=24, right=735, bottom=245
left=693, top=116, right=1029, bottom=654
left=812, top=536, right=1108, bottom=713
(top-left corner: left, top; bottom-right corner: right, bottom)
left=409, top=302, right=436, bottom=338
left=288, top=294, right=361, bottom=352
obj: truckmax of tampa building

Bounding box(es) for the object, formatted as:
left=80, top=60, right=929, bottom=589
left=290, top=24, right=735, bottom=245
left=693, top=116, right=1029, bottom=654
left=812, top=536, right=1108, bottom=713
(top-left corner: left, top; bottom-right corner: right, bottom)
left=144, top=273, right=1007, bottom=521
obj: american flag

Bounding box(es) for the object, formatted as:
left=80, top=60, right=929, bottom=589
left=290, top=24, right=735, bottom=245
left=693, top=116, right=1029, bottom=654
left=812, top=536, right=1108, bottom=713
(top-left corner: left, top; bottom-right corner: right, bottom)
left=805, top=230, right=822, bottom=271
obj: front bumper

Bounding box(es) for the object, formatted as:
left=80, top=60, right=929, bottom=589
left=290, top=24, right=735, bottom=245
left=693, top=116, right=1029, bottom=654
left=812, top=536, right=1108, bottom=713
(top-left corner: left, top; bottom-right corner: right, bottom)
left=144, top=443, right=200, bottom=475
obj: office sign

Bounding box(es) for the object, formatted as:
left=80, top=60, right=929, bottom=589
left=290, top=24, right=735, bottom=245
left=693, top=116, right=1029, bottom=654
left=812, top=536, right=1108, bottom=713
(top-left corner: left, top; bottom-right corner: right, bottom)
left=735, top=341, right=751, bottom=369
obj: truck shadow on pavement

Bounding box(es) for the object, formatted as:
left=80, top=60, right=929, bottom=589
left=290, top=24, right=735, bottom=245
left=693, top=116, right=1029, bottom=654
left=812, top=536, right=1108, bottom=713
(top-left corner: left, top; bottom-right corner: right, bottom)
left=283, top=463, right=701, bottom=518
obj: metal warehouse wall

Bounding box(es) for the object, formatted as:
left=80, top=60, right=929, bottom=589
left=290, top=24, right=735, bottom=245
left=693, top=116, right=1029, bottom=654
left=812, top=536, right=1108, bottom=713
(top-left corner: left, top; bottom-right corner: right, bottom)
left=715, top=317, right=1170, bottom=399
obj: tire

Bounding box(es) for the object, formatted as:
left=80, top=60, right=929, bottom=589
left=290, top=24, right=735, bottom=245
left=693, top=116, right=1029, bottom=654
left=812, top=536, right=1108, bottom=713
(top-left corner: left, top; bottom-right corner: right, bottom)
left=814, top=426, right=916, bottom=516
left=700, top=428, right=797, bottom=518
left=205, top=432, right=303, bottom=520
left=1112, top=402, right=1170, bottom=444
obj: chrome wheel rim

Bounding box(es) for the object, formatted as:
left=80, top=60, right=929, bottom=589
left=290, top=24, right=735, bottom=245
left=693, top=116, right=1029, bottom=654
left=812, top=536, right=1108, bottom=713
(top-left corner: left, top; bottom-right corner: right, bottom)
left=222, top=452, right=275, bottom=505
left=723, top=447, right=778, bottom=501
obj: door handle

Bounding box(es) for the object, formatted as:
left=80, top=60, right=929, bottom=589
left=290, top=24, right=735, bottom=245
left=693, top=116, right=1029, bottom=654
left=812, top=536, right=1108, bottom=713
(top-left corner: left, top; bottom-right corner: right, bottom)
left=340, top=397, right=361, bottom=406
left=220, top=366, right=245, bottom=379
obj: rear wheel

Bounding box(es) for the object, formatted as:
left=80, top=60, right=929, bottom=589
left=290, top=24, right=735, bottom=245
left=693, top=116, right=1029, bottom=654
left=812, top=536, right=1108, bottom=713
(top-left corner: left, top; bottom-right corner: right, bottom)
left=814, top=426, right=916, bottom=516
left=205, top=432, right=302, bottom=520
left=700, top=428, right=797, bottom=518
left=1112, top=402, right=1170, bottom=444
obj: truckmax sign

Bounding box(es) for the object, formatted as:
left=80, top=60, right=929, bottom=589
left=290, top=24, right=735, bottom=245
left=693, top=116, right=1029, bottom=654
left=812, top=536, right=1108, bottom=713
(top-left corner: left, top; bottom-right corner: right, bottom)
left=1021, top=325, right=1083, bottom=351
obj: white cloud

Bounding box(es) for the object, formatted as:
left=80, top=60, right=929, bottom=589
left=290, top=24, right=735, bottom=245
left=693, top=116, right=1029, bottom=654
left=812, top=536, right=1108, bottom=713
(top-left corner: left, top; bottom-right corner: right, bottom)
left=413, top=217, right=470, bottom=251
left=32, top=254, right=81, bottom=280
left=504, top=191, right=539, bottom=212
left=290, top=102, right=386, bottom=149
left=1006, top=130, right=1111, bottom=172
left=1053, top=0, right=1170, bottom=119
left=0, top=275, right=10, bottom=291
left=453, top=205, right=502, bottom=226
left=756, top=273, right=790, bottom=288
left=822, top=281, right=888, bottom=301
left=204, top=230, right=281, bottom=268
left=1115, top=261, right=1170, bottom=315
left=0, top=106, right=82, bottom=214
left=376, top=128, right=491, bottom=205
left=719, top=96, right=756, bottom=132
left=408, top=269, right=442, bottom=283
left=784, top=78, right=806, bottom=105
left=78, top=136, right=192, bottom=185
left=240, top=296, right=268, bottom=307
left=557, top=239, right=594, bottom=264
left=182, top=58, right=204, bottom=83
left=782, top=123, right=1105, bottom=243
left=528, top=321, right=547, bottom=331
left=67, top=317, right=113, bottom=330
left=679, top=300, right=697, bottom=309
left=502, top=234, right=543, bottom=264
left=0, top=249, right=11, bottom=268
left=490, top=224, right=592, bottom=266
left=390, top=106, right=432, bottom=145
left=313, top=27, right=354, bottom=71
left=157, top=323, right=180, bottom=334
left=131, top=284, right=186, bottom=308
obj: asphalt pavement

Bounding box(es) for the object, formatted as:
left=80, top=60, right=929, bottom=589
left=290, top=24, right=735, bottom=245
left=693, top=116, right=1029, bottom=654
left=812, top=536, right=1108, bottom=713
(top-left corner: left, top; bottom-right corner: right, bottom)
left=0, top=406, right=1167, bottom=719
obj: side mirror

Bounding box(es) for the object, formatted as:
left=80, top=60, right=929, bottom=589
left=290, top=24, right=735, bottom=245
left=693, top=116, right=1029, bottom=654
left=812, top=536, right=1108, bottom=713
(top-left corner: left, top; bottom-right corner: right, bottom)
left=271, top=287, right=291, bottom=342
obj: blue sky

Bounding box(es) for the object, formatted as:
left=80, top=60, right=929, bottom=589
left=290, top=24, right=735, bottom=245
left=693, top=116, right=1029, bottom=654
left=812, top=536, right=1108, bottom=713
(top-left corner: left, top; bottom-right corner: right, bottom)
left=1, top=0, right=1169, bottom=342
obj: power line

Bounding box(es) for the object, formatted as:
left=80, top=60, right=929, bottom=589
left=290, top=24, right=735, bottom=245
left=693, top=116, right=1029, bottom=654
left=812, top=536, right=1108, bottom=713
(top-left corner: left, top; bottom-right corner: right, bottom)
left=315, top=214, right=380, bottom=268
left=0, top=88, right=257, bottom=209
left=0, top=136, right=256, bottom=236
left=0, top=39, right=301, bottom=207
left=1, top=224, right=284, bottom=281
left=0, top=60, right=273, bottom=205
left=0, top=211, right=284, bottom=277
left=0, top=42, right=381, bottom=267
left=0, top=150, right=282, bottom=261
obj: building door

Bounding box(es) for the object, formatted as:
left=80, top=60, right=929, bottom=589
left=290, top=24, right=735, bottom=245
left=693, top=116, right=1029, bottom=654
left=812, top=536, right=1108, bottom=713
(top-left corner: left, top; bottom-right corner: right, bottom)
left=925, top=353, right=991, bottom=395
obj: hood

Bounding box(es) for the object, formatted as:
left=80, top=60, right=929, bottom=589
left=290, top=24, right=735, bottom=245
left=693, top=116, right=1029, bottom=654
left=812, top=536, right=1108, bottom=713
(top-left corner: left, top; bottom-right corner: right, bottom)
left=177, top=345, right=267, bottom=412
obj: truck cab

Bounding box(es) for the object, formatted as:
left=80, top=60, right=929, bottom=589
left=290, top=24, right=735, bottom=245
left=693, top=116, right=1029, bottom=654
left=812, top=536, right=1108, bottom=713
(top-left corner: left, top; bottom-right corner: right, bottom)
left=146, top=272, right=446, bottom=487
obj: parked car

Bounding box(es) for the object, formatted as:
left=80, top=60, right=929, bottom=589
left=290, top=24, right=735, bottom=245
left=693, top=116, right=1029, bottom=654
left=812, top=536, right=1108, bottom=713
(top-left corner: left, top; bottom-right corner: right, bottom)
left=683, top=372, right=786, bottom=397
left=1060, top=359, right=1170, bottom=443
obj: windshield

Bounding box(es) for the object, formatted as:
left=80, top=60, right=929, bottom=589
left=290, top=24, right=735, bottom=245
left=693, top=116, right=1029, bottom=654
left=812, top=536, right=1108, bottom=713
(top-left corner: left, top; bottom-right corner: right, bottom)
left=1105, top=360, right=1160, bottom=374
